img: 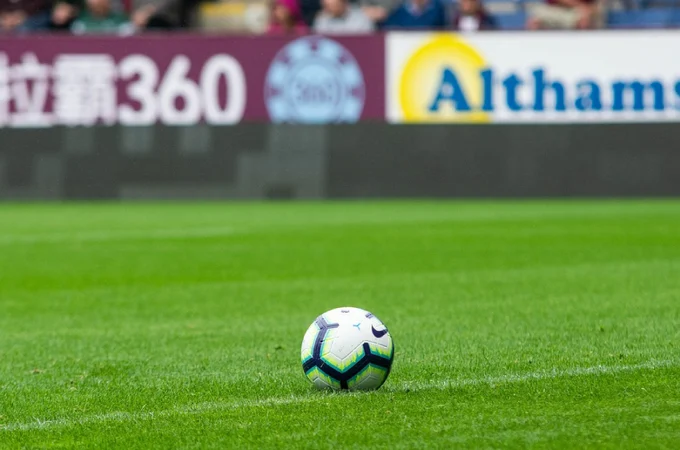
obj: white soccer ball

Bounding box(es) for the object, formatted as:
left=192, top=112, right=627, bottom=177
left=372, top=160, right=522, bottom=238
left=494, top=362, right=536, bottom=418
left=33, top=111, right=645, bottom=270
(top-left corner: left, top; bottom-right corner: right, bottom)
left=301, top=306, right=394, bottom=391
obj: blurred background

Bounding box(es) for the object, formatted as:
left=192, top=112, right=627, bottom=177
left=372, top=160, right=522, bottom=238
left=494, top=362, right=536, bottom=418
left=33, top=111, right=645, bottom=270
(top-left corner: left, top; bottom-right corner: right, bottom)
left=1, top=0, right=680, bottom=200
left=1, top=0, right=679, bottom=34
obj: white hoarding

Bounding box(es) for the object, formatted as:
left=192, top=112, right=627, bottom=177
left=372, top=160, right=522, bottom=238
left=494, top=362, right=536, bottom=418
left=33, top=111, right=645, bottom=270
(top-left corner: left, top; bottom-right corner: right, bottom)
left=387, top=31, right=680, bottom=123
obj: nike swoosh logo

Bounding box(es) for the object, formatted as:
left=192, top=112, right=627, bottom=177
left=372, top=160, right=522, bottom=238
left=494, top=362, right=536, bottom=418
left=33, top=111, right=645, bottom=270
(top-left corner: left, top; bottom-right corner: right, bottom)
left=371, top=326, right=388, bottom=338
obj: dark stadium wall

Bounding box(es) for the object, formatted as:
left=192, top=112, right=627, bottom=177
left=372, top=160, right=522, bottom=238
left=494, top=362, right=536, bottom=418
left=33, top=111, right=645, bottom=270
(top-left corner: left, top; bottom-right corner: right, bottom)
left=326, top=124, right=680, bottom=198
left=1, top=124, right=679, bottom=200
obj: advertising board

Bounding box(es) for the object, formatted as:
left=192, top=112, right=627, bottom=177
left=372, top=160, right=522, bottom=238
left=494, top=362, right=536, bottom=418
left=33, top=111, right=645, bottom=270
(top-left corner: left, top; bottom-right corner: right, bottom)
left=0, top=35, right=384, bottom=127
left=386, top=31, right=680, bottom=123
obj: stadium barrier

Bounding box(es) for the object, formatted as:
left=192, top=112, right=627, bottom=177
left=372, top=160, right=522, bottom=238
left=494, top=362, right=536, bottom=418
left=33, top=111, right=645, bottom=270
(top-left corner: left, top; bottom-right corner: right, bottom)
left=1, top=32, right=680, bottom=199
left=2, top=123, right=680, bottom=199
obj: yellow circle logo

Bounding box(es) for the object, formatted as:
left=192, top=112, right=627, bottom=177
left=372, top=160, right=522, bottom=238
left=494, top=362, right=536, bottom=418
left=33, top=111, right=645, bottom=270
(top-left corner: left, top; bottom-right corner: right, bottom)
left=399, top=34, right=490, bottom=123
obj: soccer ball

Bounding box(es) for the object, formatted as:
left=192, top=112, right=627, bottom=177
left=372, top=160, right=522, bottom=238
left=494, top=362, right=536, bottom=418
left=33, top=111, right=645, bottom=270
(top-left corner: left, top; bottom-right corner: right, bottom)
left=301, top=306, right=394, bottom=391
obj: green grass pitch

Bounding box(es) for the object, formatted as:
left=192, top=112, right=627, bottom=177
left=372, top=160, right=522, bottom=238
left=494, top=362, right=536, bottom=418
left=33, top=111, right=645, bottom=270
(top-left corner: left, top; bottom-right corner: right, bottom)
left=1, top=200, right=679, bottom=448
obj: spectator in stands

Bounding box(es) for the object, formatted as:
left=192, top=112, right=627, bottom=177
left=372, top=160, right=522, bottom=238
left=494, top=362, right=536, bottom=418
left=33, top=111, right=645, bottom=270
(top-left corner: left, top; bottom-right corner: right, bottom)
left=314, top=0, right=374, bottom=33
left=381, top=0, right=446, bottom=29
left=0, top=0, right=52, bottom=32
left=299, top=0, right=320, bottom=26
left=359, top=0, right=401, bottom=25
left=267, top=0, right=308, bottom=34
left=451, top=0, right=495, bottom=31
left=70, top=0, right=133, bottom=33
left=51, top=1, right=81, bottom=30
left=131, top=0, right=195, bottom=30
left=53, top=0, right=133, bottom=31
left=526, top=0, right=604, bottom=29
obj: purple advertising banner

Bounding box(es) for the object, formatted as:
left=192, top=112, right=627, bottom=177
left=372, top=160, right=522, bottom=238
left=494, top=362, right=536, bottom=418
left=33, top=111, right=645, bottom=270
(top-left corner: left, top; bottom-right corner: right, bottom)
left=0, top=34, right=385, bottom=127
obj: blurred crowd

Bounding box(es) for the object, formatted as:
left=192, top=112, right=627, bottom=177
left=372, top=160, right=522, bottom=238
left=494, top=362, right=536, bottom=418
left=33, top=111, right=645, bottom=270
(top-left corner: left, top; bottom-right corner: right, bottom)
left=0, top=0, right=198, bottom=33
left=0, top=0, right=617, bottom=35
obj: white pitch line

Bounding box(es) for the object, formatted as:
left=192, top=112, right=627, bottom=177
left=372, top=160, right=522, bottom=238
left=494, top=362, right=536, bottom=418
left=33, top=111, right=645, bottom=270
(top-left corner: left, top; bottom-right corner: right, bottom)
left=392, top=358, right=678, bottom=392
left=0, top=395, right=317, bottom=433
left=0, top=227, right=239, bottom=245
left=1, top=359, right=676, bottom=433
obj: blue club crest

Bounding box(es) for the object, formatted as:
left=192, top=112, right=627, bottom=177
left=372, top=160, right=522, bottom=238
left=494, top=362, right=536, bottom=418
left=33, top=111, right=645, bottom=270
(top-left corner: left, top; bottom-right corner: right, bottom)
left=264, top=36, right=366, bottom=124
